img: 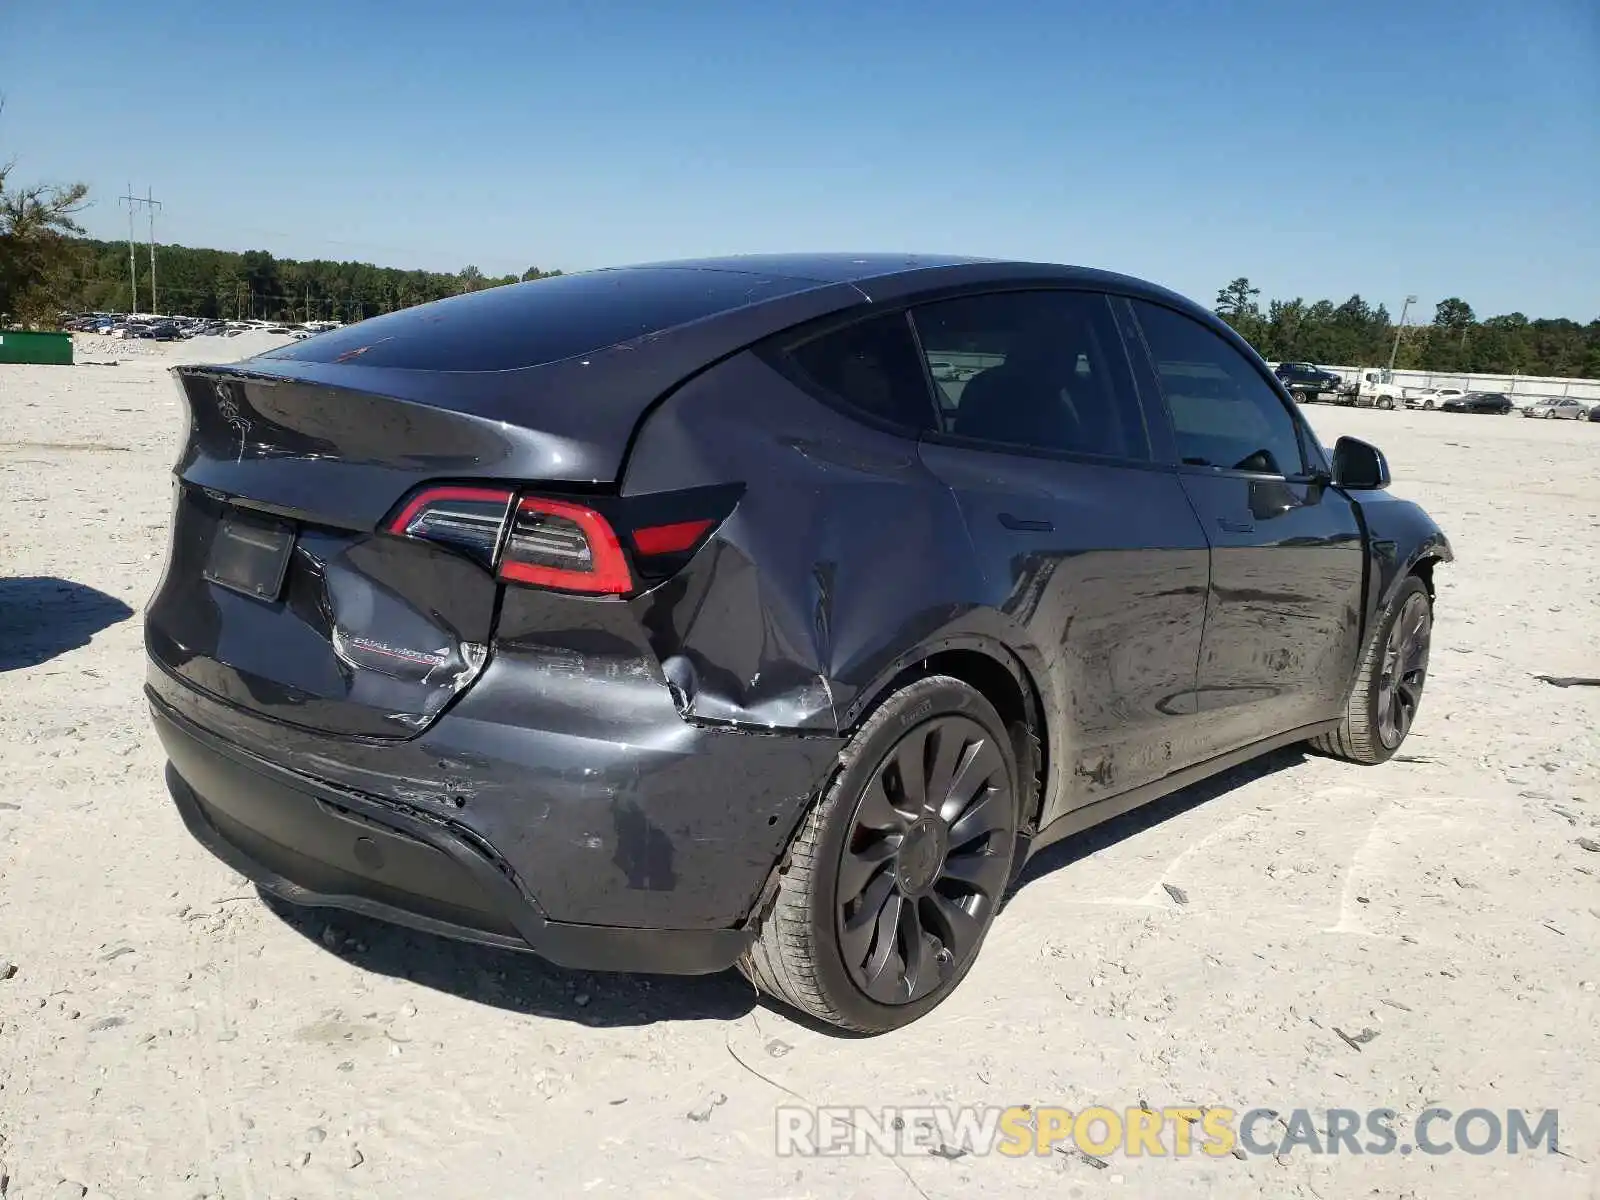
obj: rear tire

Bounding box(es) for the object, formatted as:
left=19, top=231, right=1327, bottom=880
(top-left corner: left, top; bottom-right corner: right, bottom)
left=1310, top=575, right=1432, bottom=765
left=738, top=676, right=1020, bottom=1033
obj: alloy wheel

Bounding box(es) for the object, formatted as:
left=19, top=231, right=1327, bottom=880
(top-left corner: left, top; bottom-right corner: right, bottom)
left=1377, top=592, right=1431, bottom=749
left=835, top=716, right=1015, bottom=1005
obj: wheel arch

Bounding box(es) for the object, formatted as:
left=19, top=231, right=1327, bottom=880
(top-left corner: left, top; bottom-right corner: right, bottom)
left=840, top=634, right=1051, bottom=835
left=1411, top=554, right=1441, bottom=601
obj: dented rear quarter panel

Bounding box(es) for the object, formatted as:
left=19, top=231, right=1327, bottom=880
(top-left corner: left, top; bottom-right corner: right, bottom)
left=621, top=350, right=1020, bottom=733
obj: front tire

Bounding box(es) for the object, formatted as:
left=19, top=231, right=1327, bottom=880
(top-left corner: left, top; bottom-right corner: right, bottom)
left=738, top=676, right=1020, bottom=1032
left=1311, top=575, right=1432, bottom=765
left=1424, top=399, right=1435, bottom=410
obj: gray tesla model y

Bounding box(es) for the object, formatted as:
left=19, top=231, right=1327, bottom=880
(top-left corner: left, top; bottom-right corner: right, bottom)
left=145, top=254, right=1451, bottom=1031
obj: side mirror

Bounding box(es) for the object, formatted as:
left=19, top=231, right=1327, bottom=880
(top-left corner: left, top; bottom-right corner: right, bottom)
left=1331, top=436, right=1390, bottom=490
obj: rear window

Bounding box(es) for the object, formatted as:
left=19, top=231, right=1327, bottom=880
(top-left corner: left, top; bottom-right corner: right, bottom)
left=256, top=268, right=821, bottom=372
left=785, top=312, right=938, bottom=432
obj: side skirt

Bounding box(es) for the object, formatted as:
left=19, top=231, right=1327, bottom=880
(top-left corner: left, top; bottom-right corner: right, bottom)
left=1015, top=719, right=1340, bottom=864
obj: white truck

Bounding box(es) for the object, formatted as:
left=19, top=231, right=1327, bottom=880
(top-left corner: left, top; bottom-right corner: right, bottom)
left=1353, top=368, right=1403, bottom=410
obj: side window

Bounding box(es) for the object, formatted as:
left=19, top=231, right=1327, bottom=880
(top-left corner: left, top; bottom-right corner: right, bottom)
left=1132, top=300, right=1308, bottom=476
left=908, top=290, right=1149, bottom=461
left=785, top=312, right=937, bottom=433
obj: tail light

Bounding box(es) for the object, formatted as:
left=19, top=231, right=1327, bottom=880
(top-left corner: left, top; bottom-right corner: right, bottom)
left=386, top=487, right=513, bottom=567
left=383, top=483, right=740, bottom=596
left=631, top=519, right=714, bottom=556
left=499, top=496, right=632, bottom=593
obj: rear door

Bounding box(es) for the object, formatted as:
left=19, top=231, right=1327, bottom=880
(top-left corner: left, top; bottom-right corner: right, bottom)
left=909, top=289, right=1212, bottom=825
left=1125, top=298, right=1366, bottom=758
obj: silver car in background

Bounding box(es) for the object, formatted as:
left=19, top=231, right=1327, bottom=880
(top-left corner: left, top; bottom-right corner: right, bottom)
left=1523, top=397, right=1592, bottom=420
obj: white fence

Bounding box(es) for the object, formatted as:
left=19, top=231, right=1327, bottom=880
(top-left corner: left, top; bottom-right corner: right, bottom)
left=1273, top=363, right=1600, bottom=404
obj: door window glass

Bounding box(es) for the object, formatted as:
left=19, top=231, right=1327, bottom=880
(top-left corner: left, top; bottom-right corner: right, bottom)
left=910, top=290, right=1148, bottom=461
left=1133, top=301, right=1308, bottom=476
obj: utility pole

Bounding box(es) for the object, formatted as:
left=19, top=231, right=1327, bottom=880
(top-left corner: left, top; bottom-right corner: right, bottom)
left=119, top=186, right=163, bottom=315
left=144, top=187, right=163, bottom=315
left=118, top=184, right=138, bottom=314
left=1387, top=294, right=1417, bottom=372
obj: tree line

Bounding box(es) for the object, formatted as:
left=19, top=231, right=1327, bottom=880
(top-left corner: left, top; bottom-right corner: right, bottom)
left=47, top=238, right=559, bottom=324
left=1, top=131, right=557, bottom=324
left=1214, top=277, right=1600, bottom=380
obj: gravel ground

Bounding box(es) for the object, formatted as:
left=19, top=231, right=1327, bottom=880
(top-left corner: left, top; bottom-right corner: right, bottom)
left=1, top=354, right=1598, bottom=1200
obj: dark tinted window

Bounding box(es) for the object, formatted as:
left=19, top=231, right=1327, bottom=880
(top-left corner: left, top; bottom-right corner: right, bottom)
left=786, top=313, right=938, bottom=432
left=909, top=290, right=1148, bottom=460
left=258, top=268, right=821, bottom=372
left=1133, top=301, right=1307, bottom=476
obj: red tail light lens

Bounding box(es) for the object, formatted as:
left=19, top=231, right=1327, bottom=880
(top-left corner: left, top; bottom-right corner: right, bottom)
left=631, top=518, right=714, bottom=556
left=498, top=496, right=633, bottom=594
left=384, top=486, right=514, bottom=567
left=386, top=482, right=740, bottom=596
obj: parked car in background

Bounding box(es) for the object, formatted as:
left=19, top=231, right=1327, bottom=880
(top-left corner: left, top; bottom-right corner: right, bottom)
left=1523, top=397, right=1590, bottom=421
left=1441, top=392, right=1514, bottom=415
left=1590, top=403, right=1600, bottom=423
left=1405, top=386, right=1466, bottom=410
left=145, top=253, right=1452, bottom=1032
left=1274, top=361, right=1344, bottom=403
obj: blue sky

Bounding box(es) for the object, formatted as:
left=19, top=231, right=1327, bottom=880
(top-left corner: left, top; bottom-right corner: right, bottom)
left=3, top=0, right=1596, bottom=318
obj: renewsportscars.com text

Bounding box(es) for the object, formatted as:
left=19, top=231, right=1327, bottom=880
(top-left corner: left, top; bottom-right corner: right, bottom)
left=775, top=1104, right=1560, bottom=1159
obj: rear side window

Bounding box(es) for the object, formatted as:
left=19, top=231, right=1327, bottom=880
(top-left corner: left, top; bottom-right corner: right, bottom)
left=258, top=268, right=822, bottom=372
left=785, top=313, right=938, bottom=432
left=909, top=289, right=1149, bottom=461
left=1132, top=300, right=1308, bottom=477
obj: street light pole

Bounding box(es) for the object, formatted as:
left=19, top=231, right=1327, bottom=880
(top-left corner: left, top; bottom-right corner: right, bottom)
left=1388, top=294, right=1417, bottom=372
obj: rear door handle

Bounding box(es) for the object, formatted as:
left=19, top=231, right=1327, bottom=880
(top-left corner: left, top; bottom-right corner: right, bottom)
left=999, top=513, right=1054, bottom=532
left=1217, top=518, right=1254, bottom=533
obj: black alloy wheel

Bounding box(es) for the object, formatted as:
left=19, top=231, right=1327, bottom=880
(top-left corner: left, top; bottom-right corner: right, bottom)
left=835, top=715, right=1014, bottom=1005
left=1311, top=575, right=1434, bottom=765
left=1376, top=590, right=1431, bottom=750
left=738, top=676, right=1022, bottom=1033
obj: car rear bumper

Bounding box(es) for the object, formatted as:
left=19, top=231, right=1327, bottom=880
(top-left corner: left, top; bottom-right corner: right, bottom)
left=148, top=661, right=846, bottom=974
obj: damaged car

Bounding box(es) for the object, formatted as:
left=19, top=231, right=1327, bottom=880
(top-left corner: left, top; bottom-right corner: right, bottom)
left=145, top=254, right=1452, bottom=1032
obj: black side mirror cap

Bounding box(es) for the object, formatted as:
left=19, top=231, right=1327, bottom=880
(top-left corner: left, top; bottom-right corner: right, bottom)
left=1331, top=436, right=1391, bottom=490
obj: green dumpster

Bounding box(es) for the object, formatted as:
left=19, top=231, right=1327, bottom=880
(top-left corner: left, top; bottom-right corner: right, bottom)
left=0, top=330, right=74, bottom=366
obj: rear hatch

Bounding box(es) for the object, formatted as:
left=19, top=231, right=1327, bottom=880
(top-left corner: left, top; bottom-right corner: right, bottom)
left=145, top=267, right=859, bottom=739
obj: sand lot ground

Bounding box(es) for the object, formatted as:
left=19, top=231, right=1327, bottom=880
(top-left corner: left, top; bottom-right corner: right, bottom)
left=2, top=343, right=1598, bottom=1200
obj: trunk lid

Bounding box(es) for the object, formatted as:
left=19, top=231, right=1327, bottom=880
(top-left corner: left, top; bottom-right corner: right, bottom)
left=146, top=365, right=554, bottom=739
